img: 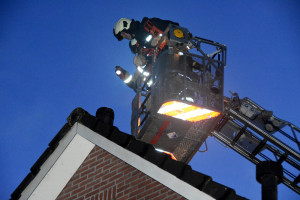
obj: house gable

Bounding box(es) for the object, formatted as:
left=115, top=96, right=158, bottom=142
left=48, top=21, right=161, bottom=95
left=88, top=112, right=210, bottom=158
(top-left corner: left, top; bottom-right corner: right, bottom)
left=11, top=107, right=246, bottom=200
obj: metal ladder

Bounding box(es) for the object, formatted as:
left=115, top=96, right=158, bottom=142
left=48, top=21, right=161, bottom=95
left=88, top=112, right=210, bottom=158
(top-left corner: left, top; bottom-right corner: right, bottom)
left=212, top=95, right=300, bottom=194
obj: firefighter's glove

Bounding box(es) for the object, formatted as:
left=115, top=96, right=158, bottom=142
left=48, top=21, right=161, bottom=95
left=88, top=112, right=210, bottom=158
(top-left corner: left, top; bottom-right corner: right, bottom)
left=133, top=55, right=147, bottom=68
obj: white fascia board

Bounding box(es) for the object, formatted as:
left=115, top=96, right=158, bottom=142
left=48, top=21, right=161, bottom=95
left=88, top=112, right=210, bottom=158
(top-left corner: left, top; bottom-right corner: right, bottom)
left=20, top=123, right=95, bottom=200
left=77, top=123, right=215, bottom=200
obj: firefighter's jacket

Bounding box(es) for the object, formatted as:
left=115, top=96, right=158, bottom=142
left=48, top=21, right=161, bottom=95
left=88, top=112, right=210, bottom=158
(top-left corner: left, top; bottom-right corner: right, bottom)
left=130, top=17, right=179, bottom=49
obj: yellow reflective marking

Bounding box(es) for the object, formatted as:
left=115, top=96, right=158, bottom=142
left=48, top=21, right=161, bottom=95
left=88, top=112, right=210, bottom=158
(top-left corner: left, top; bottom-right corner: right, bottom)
left=158, top=101, right=220, bottom=122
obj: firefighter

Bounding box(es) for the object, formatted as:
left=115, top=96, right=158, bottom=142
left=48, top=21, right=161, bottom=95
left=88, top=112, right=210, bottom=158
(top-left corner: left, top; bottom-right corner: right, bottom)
left=114, top=17, right=179, bottom=62
left=114, top=17, right=178, bottom=92
left=114, top=17, right=179, bottom=68
left=113, top=17, right=179, bottom=48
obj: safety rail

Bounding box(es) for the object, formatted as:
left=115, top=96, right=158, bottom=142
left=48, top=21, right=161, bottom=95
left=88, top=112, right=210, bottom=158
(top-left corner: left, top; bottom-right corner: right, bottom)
left=131, top=25, right=227, bottom=162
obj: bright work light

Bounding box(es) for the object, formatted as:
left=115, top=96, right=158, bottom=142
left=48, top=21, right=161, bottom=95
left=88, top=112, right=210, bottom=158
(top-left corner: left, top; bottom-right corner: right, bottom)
left=157, top=101, right=220, bottom=122
left=115, top=69, right=121, bottom=75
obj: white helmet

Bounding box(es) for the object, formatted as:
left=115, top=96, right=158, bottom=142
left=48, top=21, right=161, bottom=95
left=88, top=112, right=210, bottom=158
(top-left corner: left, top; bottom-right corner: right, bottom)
left=113, top=18, right=132, bottom=41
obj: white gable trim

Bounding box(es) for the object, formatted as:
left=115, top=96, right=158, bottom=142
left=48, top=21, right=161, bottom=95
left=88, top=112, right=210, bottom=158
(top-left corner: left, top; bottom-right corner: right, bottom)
left=78, top=123, right=215, bottom=200
left=20, top=123, right=95, bottom=200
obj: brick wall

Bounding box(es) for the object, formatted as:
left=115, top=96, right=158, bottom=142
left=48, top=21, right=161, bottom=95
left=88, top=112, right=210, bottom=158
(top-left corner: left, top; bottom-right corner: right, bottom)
left=56, top=146, right=186, bottom=200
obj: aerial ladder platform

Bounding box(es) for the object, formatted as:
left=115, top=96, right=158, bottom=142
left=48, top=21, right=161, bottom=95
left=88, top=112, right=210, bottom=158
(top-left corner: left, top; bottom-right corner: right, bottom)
left=120, top=24, right=300, bottom=195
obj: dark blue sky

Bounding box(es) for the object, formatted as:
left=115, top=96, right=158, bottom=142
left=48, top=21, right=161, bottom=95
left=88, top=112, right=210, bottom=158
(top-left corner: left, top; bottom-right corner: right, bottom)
left=1, top=1, right=299, bottom=199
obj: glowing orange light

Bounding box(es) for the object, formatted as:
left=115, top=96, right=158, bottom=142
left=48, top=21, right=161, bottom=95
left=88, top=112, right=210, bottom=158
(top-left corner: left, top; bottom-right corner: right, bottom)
left=156, top=149, right=177, bottom=160
left=157, top=101, right=220, bottom=122
left=164, top=152, right=177, bottom=160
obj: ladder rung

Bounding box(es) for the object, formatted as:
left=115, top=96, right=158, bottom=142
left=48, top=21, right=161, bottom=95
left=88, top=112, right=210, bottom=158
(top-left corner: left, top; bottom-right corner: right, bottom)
left=252, top=139, right=267, bottom=157
left=293, top=174, right=300, bottom=185
left=140, top=92, right=151, bottom=110
left=277, top=153, right=288, bottom=164
left=139, top=112, right=150, bottom=127
left=231, top=126, right=246, bottom=146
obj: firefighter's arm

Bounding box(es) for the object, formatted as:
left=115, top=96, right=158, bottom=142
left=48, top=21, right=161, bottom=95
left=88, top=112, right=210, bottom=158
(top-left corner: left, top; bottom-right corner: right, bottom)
left=115, top=66, right=137, bottom=92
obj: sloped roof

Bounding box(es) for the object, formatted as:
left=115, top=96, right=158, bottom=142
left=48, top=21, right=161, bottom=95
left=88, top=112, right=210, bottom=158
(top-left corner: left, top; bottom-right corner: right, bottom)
left=11, top=107, right=247, bottom=200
